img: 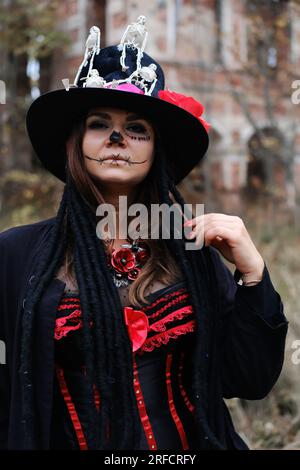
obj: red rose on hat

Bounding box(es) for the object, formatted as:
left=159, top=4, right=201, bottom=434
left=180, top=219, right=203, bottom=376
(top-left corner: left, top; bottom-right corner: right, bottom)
left=158, top=89, right=210, bottom=132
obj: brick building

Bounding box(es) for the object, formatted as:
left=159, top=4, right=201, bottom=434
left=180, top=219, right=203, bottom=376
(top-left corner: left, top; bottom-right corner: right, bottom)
left=48, top=0, right=300, bottom=196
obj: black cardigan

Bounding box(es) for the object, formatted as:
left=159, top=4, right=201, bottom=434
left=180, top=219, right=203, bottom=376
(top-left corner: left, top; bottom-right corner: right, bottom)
left=0, top=217, right=288, bottom=449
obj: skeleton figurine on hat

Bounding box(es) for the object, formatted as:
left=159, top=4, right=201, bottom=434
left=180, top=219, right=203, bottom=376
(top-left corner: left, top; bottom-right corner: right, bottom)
left=117, top=15, right=148, bottom=72
left=74, top=25, right=101, bottom=86
left=27, top=15, right=209, bottom=185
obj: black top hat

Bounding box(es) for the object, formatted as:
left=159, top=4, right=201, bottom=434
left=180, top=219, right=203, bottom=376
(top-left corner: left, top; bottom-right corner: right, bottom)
left=26, top=20, right=209, bottom=185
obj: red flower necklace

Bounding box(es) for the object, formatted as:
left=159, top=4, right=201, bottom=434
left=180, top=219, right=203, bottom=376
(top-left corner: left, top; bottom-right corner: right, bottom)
left=105, top=238, right=150, bottom=288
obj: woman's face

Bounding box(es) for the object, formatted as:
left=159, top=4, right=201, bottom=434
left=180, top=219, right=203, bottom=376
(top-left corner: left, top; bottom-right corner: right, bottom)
left=82, top=107, right=155, bottom=190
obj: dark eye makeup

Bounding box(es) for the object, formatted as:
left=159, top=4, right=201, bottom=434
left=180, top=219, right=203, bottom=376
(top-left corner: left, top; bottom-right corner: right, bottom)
left=86, top=119, right=148, bottom=134
left=87, top=121, right=107, bottom=129
left=127, top=124, right=146, bottom=133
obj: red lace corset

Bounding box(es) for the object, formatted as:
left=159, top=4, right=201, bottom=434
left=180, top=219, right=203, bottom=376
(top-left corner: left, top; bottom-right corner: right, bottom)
left=55, top=282, right=196, bottom=354
left=52, top=282, right=198, bottom=450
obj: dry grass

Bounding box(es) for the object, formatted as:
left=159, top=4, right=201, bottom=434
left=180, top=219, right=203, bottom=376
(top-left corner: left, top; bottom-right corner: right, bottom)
left=224, top=203, right=300, bottom=449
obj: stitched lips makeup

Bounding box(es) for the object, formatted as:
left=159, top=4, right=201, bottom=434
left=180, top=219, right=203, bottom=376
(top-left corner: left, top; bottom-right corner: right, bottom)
left=101, top=155, right=130, bottom=165
left=84, top=154, right=148, bottom=165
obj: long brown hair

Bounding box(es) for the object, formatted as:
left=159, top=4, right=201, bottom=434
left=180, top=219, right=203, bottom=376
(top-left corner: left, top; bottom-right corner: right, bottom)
left=59, top=117, right=183, bottom=307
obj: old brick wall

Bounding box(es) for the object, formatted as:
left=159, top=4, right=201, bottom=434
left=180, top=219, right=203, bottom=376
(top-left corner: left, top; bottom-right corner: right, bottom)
left=47, top=0, right=300, bottom=199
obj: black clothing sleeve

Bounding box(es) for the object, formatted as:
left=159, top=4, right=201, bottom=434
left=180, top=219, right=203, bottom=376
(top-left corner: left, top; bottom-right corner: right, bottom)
left=0, top=221, right=52, bottom=450
left=0, top=230, right=10, bottom=449
left=209, top=246, right=288, bottom=400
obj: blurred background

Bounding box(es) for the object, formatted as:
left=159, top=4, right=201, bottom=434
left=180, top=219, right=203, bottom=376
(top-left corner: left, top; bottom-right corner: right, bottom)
left=0, top=0, right=300, bottom=449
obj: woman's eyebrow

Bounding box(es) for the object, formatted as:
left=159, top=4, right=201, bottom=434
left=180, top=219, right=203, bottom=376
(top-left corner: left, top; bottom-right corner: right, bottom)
left=126, top=113, right=145, bottom=121
left=86, top=112, right=145, bottom=121
left=86, top=112, right=112, bottom=120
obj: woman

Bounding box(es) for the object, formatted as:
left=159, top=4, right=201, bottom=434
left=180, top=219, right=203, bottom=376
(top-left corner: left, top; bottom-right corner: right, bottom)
left=0, top=20, right=288, bottom=450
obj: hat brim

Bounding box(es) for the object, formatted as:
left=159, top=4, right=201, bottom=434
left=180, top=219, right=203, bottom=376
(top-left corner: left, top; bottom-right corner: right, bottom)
left=26, top=87, right=209, bottom=185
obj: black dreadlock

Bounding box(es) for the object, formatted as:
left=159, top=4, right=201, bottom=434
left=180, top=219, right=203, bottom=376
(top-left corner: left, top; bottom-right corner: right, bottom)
left=157, top=152, right=225, bottom=450
left=19, top=145, right=226, bottom=450
left=19, top=169, right=141, bottom=449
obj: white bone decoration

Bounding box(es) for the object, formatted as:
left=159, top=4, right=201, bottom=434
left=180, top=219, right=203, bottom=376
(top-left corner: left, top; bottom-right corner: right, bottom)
left=117, top=15, right=148, bottom=72
left=62, top=16, right=157, bottom=97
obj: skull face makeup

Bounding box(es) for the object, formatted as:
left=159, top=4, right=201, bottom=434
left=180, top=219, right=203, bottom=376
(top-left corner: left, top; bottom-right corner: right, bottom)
left=82, top=107, right=155, bottom=193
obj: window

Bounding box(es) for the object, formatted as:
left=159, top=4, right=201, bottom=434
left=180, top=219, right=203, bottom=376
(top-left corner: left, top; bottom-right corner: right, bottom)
left=246, top=0, right=291, bottom=69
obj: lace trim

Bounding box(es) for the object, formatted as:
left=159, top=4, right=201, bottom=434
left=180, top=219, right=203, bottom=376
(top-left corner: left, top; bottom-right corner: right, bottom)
left=150, top=306, right=193, bottom=332
left=143, top=288, right=188, bottom=311
left=58, top=302, right=80, bottom=311
left=60, top=295, right=80, bottom=302
left=55, top=309, right=82, bottom=340
left=146, top=293, right=190, bottom=320
left=55, top=292, right=193, bottom=345
left=139, top=320, right=196, bottom=353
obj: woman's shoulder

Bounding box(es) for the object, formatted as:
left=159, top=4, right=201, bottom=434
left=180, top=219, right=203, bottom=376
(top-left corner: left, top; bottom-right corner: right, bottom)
left=0, top=216, right=56, bottom=248
left=0, top=217, right=57, bottom=271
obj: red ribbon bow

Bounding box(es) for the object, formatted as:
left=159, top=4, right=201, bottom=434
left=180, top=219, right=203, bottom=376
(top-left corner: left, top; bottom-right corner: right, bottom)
left=123, top=307, right=149, bottom=353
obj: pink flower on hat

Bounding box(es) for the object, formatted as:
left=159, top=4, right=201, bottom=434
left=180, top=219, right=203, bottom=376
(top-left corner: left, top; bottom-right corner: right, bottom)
left=158, top=89, right=210, bottom=132
left=107, top=83, right=145, bottom=94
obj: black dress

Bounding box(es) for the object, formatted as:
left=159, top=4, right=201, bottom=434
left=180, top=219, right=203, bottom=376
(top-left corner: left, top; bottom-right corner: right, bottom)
left=0, top=217, right=288, bottom=449
left=50, top=281, right=201, bottom=450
